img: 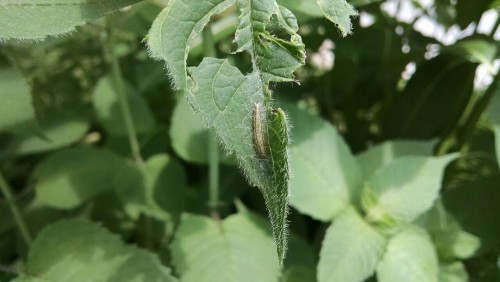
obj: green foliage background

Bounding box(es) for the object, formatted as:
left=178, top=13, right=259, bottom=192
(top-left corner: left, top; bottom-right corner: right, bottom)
left=0, top=0, right=499, bottom=281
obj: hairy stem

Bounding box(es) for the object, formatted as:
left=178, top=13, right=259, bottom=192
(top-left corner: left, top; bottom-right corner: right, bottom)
left=0, top=170, right=31, bottom=247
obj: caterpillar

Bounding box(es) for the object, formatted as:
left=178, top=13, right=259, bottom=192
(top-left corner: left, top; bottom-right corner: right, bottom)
left=253, top=102, right=267, bottom=159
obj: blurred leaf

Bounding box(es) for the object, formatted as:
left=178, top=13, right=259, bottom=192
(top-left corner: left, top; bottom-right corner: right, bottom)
left=363, top=154, right=457, bottom=224
left=16, top=219, right=177, bottom=281
left=287, top=105, right=363, bottom=221
left=445, top=39, right=497, bottom=70
left=142, top=154, right=187, bottom=223
left=417, top=201, right=480, bottom=260
left=356, top=140, right=437, bottom=179
left=170, top=98, right=234, bottom=165
left=0, top=68, right=39, bottom=135
left=382, top=55, right=477, bottom=139
left=285, top=233, right=317, bottom=268
left=0, top=0, right=142, bottom=40
left=318, top=207, right=387, bottom=282
left=456, top=0, right=494, bottom=29
left=33, top=148, right=130, bottom=209
left=93, top=75, right=154, bottom=136
left=377, top=226, right=439, bottom=282
left=276, top=0, right=324, bottom=20
left=443, top=173, right=500, bottom=241
left=282, top=265, right=316, bottom=282
left=316, top=0, right=358, bottom=37
left=171, top=213, right=280, bottom=282
left=439, top=262, right=468, bottom=282
left=0, top=118, right=89, bottom=160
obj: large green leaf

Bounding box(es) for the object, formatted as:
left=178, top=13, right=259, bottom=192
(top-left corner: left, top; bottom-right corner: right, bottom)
left=377, top=227, right=439, bottom=282
left=33, top=148, right=131, bottom=209
left=92, top=75, right=154, bottom=136
left=0, top=68, right=39, bottom=135
left=316, top=0, right=357, bottom=37
left=146, top=0, right=235, bottom=90
left=171, top=213, right=280, bottom=282
left=363, top=155, right=457, bottom=224
left=318, top=207, right=387, bottom=282
left=0, top=0, right=142, bottom=40
left=286, top=105, right=362, bottom=221
left=356, top=140, right=436, bottom=180
left=16, top=219, right=177, bottom=281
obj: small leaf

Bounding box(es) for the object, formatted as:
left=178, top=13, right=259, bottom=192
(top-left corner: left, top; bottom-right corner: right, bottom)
left=234, top=0, right=305, bottom=83
left=287, top=105, right=363, bottom=221
left=318, top=207, right=387, bottom=282
left=16, top=219, right=177, bottom=281
left=363, top=155, right=457, bottom=223
left=171, top=213, right=280, bottom=282
left=92, top=75, right=154, bottom=136
left=316, top=0, right=358, bottom=37
left=0, top=0, right=142, bottom=40
left=146, top=0, right=236, bottom=90
left=439, top=262, right=468, bottom=282
left=377, top=226, right=439, bottom=282
left=0, top=68, right=39, bottom=135
left=33, top=148, right=130, bottom=209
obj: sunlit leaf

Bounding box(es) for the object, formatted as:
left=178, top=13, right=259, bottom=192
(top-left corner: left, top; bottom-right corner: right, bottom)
left=363, top=154, right=457, bottom=223
left=171, top=213, right=280, bottom=282
left=318, top=207, right=387, bottom=282
left=287, top=105, right=363, bottom=221
left=377, top=226, right=439, bottom=282
left=356, top=140, right=436, bottom=180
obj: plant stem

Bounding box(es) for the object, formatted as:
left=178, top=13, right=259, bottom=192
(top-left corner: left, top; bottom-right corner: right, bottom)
left=0, top=170, right=31, bottom=247
left=107, top=27, right=144, bottom=166
left=203, top=24, right=221, bottom=218
left=437, top=72, right=500, bottom=155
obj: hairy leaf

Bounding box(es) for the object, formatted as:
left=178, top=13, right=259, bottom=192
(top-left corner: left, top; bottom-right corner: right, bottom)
left=0, top=0, right=142, bottom=40
left=187, top=58, right=291, bottom=262
left=234, top=0, right=305, bottom=82
left=146, top=0, right=236, bottom=90
left=16, top=219, right=177, bottom=281
left=318, top=207, right=387, bottom=282
left=316, top=0, right=357, bottom=36
left=377, top=227, right=439, bottom=282
left=171, top=213, right=280, bottom=282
